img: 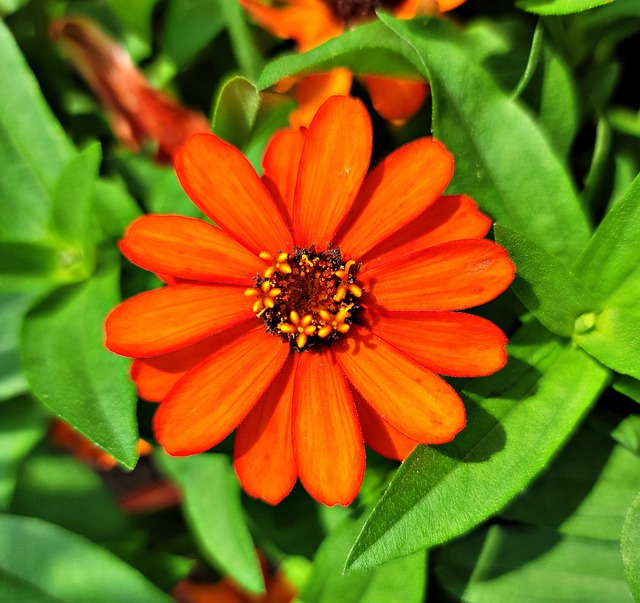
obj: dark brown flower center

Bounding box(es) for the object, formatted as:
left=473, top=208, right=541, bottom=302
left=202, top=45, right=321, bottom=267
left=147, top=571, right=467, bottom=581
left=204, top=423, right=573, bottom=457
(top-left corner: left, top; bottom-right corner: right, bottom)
left=321, top=0, right=405, bottom=22
left=245, top=247, right=363, bottom=351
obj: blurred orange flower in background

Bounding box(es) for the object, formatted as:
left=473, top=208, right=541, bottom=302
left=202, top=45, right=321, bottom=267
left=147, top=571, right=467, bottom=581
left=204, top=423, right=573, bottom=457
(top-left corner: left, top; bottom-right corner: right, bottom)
left=50, top=17, right=210, bottom=163
left=105, top=95, right=513, bottom=507
left=239, top=0, right=466, bottom=126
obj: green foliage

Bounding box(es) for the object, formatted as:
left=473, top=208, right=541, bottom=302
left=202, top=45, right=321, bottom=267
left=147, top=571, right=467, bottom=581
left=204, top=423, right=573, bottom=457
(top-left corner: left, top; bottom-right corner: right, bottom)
left=622, top=492, right=640, bottom=602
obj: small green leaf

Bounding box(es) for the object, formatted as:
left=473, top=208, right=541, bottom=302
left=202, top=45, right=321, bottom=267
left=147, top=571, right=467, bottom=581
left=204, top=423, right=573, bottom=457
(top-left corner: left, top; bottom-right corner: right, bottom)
left=614, top=375, right=640, bottom=404
left=10, top=453, right=130, bottom=541
left=574, top=173, right=640, bottom=302
left=494, top=225, right=595, bottom=336
left=574, top=304, right=640, bottom=380
left=346, top=322, right=610, bottom=571
left=503, top=419, right=640, bottom=540
left=0, top=20, right=73, bottom=242
left=155, top=451, right=264, bottom=594
left=434, top=524, right=634, bottom=602
left=621, top=492, right=640, bottom=601
left=22, top=256, right=138, bottom=469
left=51, top=142, right=102, bottom=245
left=0, top=397, right=47, bottom=511
left=379, top=15, right=591, bottom=264
left=299, top=517, right=426, bottom=603
left=212, top=76, right=261, bottom=150
left=0, top=515, right=173, bottom=602
left=516, top=0, right=615, bottom=15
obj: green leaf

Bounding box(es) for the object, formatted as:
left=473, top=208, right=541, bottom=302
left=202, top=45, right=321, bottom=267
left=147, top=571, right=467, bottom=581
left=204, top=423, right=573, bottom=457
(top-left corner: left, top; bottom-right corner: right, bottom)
left=434, top=524, right=634, bottom=602
left=0, top=515, right=173, bottom=602
left=51, top=142, right=102, bottom=245
left=516, top=0, right=615, bottom=16
left=574, top=173, right=640, bottom=302
left=0, top=20, right=73, bottom=242
left=0, top=397, right=47, bottom=511
left=212, top=76, right=261, bottom=150
left=614, top=375, right=640, bottom=404
left=92, top=178, right=142, bottom=242
left=10, top=453, right=130, bottom=541
left=0, top=293, right=38, bottom=400
left=155, top=451, right=264, bottom=594
left=574, top=304, right=640, bottom=380
left=503, top=419, right=640, bottom=540
left=494, top=225, right=595, bottom=336
left=621, top=492, right=640, bottom=602
left=346, top=322, right=610, bottom=571
left=21, top=256, right=139, bottom=469
left=379, top=15, right=590, bottom=264
left=219, top=0, right=264, bottom=81
left=299, top=517, right=426, bottom=603
left=162, top=0, right=224, bottom=69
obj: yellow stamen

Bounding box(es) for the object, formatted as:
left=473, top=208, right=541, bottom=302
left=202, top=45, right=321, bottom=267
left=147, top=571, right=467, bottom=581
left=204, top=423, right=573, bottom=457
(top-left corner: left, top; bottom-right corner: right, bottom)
left=334, top=260, right=361, bottom=301
left=245, top=281, right=282, bottom=315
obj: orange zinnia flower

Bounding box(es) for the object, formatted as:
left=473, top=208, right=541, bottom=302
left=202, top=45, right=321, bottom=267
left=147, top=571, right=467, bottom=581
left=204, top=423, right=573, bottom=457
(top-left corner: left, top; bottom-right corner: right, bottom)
left=105, top=96, right=513, bottom=506
left=240, top=0, right=466, bottom=126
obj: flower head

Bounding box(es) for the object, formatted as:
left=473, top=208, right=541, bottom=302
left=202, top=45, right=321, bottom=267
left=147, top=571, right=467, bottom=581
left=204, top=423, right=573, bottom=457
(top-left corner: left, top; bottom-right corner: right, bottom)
left=240, top=0, right=466, bottom=126
left=105, top=96, right=514, bottom=506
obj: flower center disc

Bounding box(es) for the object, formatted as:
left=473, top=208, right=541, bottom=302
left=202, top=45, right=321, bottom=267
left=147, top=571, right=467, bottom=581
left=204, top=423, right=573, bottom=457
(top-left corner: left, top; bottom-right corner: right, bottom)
left=321, top=0, right=404, bottom=22
left=245, top=247, right=363, bottom=350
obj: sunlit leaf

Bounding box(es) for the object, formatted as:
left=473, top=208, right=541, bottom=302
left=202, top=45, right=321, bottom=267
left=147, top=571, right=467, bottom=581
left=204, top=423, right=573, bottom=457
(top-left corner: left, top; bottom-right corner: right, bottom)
left=22, top=256, right=138, bottom=469
left=516, top=0, right=615, bottom=16
left=0, top=515, right=172, bottom=602
left=155, top=451, right=264, bottom=594
left=212, top=76, right=261, bottom=150
left=621, top=492, right=640, bottom=602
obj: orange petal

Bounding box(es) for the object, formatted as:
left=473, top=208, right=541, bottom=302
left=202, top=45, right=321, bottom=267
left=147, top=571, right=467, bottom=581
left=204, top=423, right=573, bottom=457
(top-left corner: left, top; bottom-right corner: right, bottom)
left=437, top=0, right=467, bottom=12
left=239, top=0, right=343, bottom=52
left=293, top=351, right=365, bottom=506
left=262, top=128, right=307, bottom=228
left=366, top=310, right=507, bottom=377
left=352, top=389, right=418, bottom=461
left=120, top=215, right=265, bottom=284
left=336, top=138, right=453, bottom=261
left=289, top=69, right=353, bottom=129
left=335, top=327, right=466, bottom=444
left=359, top=239, right=515, bottom=311
left=132, top=322, right=257, bottom=401
left=234, top=355, right=298, bottom=504
left=293, top=96, right=372, bottom=250
left=105, top=283, right=253, bottom=357
left=360, top=75, right=428, bottom=122
left=174, top=133, right=293, bottom=256
left=154, top=326, right=290, bottom=455
left=360, top=195, right=491, bottom=265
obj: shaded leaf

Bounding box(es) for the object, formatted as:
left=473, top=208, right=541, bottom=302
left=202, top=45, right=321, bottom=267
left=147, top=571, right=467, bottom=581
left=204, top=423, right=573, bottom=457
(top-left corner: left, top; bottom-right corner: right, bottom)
left=22, top=256, right=139, bottom=469
left=219, top=0, right=264, bottom=81
left=212, top=76, right=261, bottom=150
left=434, top=524, right=633, bottom=602
left=346, top=322, right=610, bottom=571
left=0, top=515, right=172, bottom=602
left=155, top=451, right=264, bottom=594
left=614, top=375, right=640, bottom=404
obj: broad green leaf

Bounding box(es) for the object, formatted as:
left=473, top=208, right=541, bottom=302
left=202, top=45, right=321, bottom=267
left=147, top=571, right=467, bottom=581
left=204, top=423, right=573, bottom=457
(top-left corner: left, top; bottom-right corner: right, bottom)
left=0, top=20, right=73, bottom=242
left=516, top=0, right=614, bottom=15
left=434, top=524, right=634, bottom=602
left=614, top=375, right=640, bottom=404
left=0, top=397, right=47, bottom=510
left=379, top=15, right=591, bottom=264
left=0, top=292, right=38, bottom=400
left=0, top=515, right=172, bottom=602
left=219, top=0, right=264, bottom=81
left=212, top=76, right=261, bottom=150
left=22, top=256, right=138, bottom=469
left=346, top=322, right=610, bottom=571
left=610, top=414, right=640, bottom=454
left=574, top=303, right=640, bottom=380
left=10, top=453, right=130, bottom=541
left=162, top=0, right=224, bottom=69
left=299, top=517, right=426, bottom=603
left=51, top=142, right=102, bottom=245
left=92, top=178, right=142, bottom=242
left=503, top=420, right=640, bottom=540
left=494, top=225, right=595, bottom=336
left=574, top=173, right=640, bottom=302
left=155, top=452, right=264, bottom=594
left=622, top=492, right=640, bottom=602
